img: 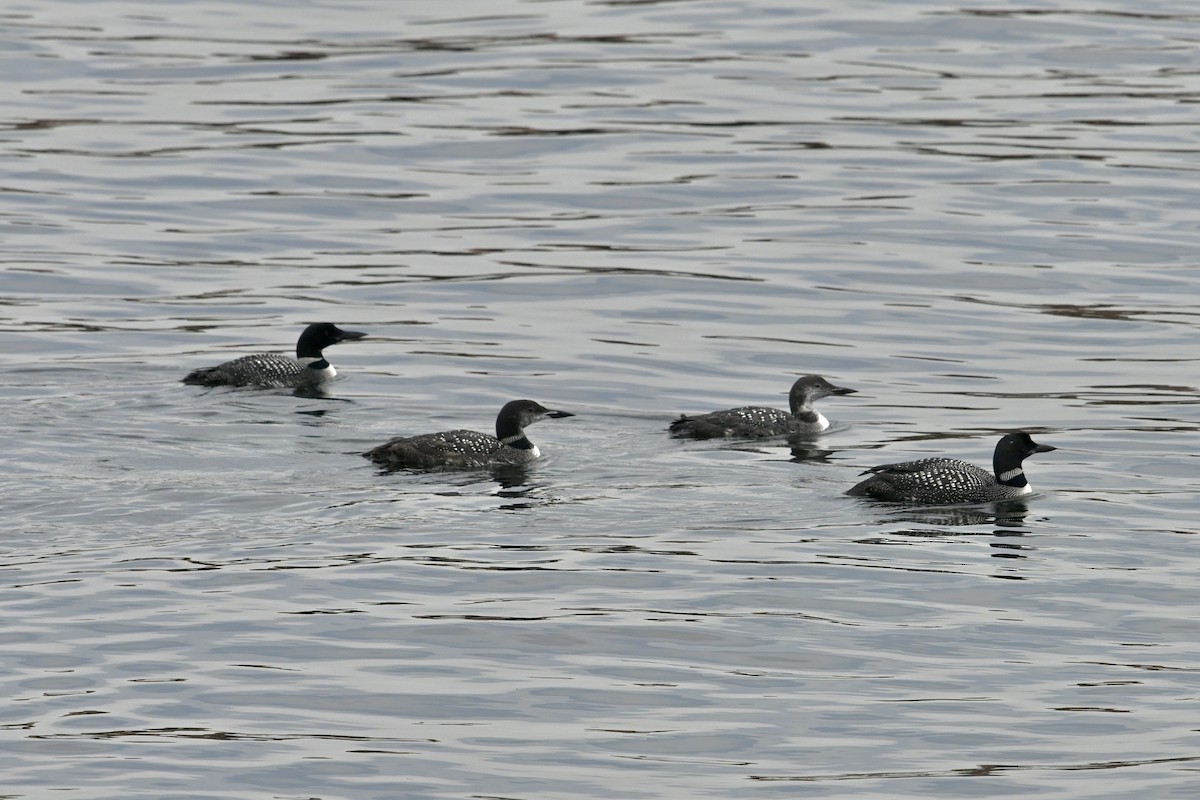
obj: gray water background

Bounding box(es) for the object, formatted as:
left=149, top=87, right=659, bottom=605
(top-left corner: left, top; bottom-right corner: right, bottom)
left=3, top=1, right=1200, bottom=797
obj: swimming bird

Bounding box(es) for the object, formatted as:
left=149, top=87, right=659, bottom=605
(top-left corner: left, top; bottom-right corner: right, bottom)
left=182, top=323, right=367, bottom=389
left=669, top=375, right=857, bottom=439
left=846, top=431, right=1056, bottom=505
left=364, top=399, right=574, bottom=470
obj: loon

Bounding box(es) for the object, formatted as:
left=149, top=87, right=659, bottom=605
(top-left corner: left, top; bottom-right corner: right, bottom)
left=364, top=399, right=574, bottom=470
left=669, top=375, right=857, bottom=439
left=182, top=323, right=367, bottom=388
left=846, top=431, right=1057, bottom=505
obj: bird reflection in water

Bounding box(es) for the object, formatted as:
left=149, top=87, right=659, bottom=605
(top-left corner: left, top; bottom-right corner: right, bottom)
left=882, top=498, right=1030, bottom=529
left=863, top=499, right=1036, bottom=568
left=787, top=435, right=838, bottom=463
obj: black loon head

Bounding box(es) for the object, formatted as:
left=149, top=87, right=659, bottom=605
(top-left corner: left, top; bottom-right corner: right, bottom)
left=993, top=431, right=1056, bottom=487
left=295, top=323, right=368, bottom=359
left=495, top=399, right=575, bottom=446
left=787, top=375, right=857, bottom=415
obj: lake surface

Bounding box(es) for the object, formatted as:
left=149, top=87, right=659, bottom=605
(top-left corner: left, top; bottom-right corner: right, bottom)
left=3, top=1, right=1200, bottom=797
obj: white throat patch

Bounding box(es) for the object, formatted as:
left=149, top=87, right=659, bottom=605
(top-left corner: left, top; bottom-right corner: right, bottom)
left=299, top=357, right=336, bottom=379
left=499, top=433, right=539, bottom=458
left=998, top=467, right=1024, bottom=483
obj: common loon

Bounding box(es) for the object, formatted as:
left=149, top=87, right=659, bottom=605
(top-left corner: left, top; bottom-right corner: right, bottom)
left=364, top=399, right=574, bottom=470
left=846, top=431, right=1056, bottom=505
left=182, top=323, right=367, bottom=388
left=669, top=375, right=857, bottom=439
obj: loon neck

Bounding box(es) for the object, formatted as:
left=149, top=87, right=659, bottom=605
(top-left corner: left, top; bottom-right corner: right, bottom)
left=499, top=430, right=535, bottom=450
left=995, top=463, right=1028, bottom=487
left=792, top=408, right=829, bottom=430
left=296, top=341, right=326, bottom=359
left=299, top=356, right=330, bottom=370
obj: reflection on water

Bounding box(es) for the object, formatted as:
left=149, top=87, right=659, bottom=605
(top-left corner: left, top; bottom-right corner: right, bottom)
left=4, top=1, right=1200, bottom=799
left=489, top=463, right=537, bottom=492
left=867, top=498, right=1033, bottom=529
left=787, top=439, right=837, bottom=463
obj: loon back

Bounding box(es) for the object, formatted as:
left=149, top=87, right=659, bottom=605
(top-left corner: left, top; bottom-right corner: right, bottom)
left=183, top=354, right=313, bottom=388
left=365, top=429, right=515, bottom=471
left=669, top=406, right=798, bottom=439
left=846, top=457, right=1025, bottom=504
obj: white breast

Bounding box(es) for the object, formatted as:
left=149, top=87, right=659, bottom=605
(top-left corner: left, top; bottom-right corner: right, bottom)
left=298, top=357, right=336, bottom=381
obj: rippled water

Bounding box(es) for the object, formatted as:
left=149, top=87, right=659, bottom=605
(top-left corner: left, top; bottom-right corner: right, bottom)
left=4, top=1, right=1200, bottom=797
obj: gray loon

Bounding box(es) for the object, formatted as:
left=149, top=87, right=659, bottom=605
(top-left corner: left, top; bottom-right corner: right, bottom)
left=364, top=399, right=574, bottom=471
left=846, top=431, right=1056, bottom=505
left=669, top=375, right=856, bottom=439
left=182, top=323, right=367, bottom=388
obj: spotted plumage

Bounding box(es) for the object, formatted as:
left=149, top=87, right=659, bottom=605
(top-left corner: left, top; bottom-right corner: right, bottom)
left=182, top=323, right=367, bottom=389
left=847, top=431, right=1056, bottom=505
left=669, top=375, right=856, bottom=439
left=365, top=399, right=574, bottom=471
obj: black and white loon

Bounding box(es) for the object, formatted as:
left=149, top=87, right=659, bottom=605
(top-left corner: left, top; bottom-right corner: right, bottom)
left=847, top=431, right=1057, bottom=505
left=364, top=399, right=574, bottom=470
left=669, top=375, right=857, bottom=439
left=182, top=323, right=367, bottom=389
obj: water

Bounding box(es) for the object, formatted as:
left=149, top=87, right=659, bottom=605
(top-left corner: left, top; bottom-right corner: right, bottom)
left=4, top=1, right=1200, bottom=797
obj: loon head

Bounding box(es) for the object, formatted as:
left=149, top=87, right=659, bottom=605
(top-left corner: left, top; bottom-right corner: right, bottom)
left=495, top=399, right=575, bottom=448
left=993, top=431, right=1056, bottom=486
left=787, top=374, right=857, bottom=414
left=295, top=323, right=368, bottom=359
